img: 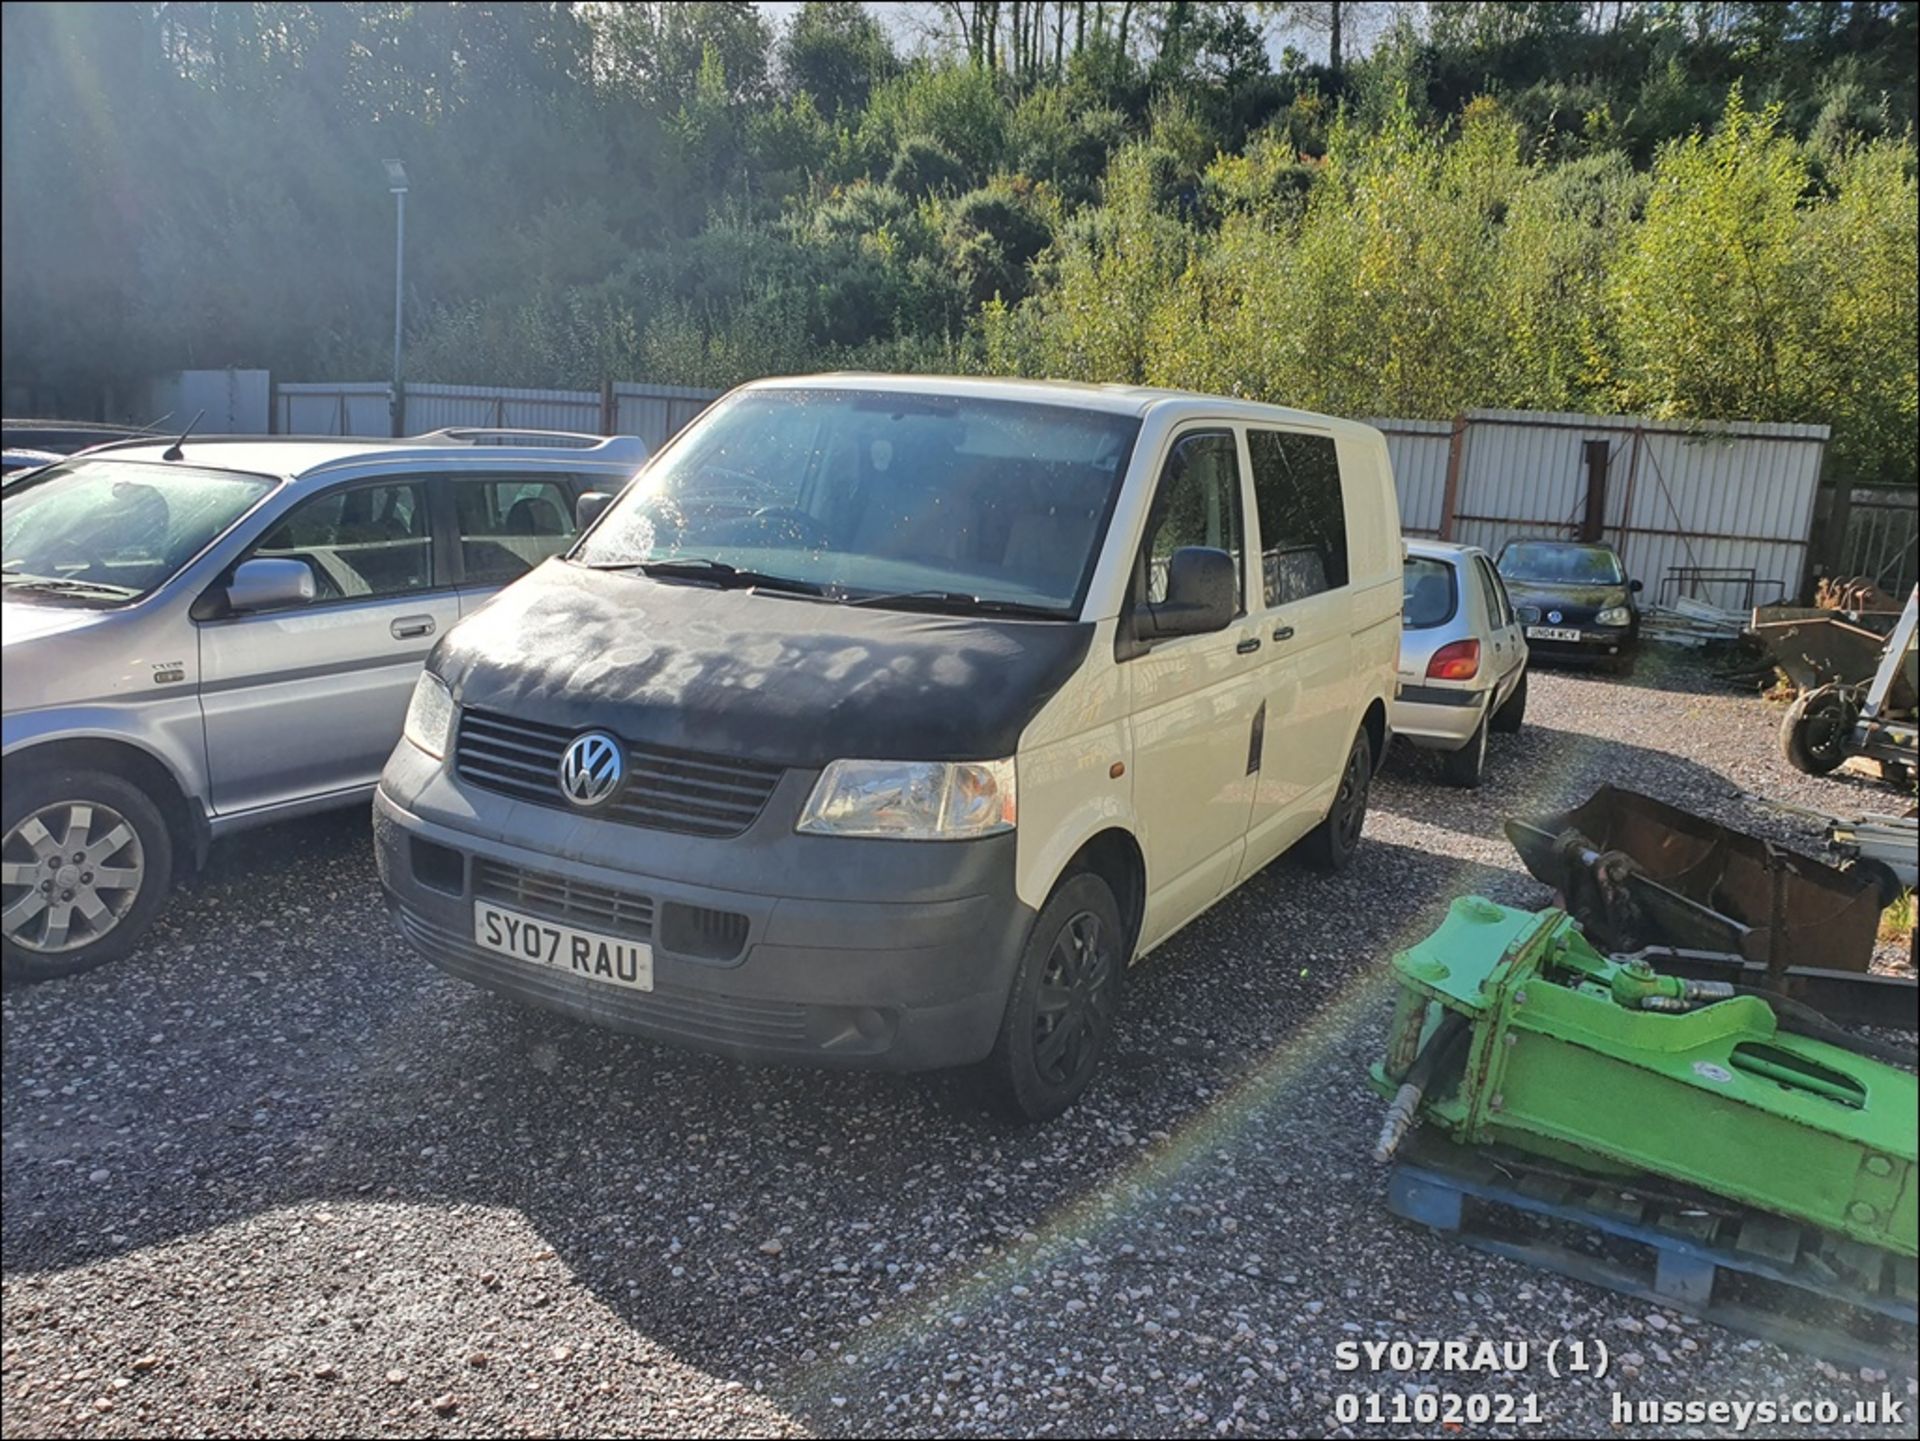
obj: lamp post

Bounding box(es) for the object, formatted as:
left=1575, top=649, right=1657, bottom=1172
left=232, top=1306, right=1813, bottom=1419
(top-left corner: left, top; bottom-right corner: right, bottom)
left=383, top=158, right=409, bottom=435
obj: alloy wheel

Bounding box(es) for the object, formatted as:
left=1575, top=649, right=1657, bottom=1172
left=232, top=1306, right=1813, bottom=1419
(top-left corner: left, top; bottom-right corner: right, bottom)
left=1, top=801, right=145, bottom=954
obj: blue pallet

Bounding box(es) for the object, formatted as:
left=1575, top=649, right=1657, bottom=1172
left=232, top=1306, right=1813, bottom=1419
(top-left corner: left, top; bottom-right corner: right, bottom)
left=1387, top=1139, right=1917, bottom=1377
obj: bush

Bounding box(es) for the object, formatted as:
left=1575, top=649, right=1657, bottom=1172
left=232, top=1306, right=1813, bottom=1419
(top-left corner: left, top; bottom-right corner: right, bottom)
left=887, top=136, right=970, bottom=199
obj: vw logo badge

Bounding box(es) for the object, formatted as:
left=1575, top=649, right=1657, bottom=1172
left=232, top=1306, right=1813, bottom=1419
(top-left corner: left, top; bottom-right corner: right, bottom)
left=1547, top=609, right=1563, bottom=624
left=558, top=731, right=624, bottom=808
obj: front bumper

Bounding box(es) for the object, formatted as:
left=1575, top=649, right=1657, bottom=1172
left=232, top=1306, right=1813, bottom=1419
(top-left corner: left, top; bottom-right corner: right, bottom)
left=373, top=741, right=1032, bottom=1072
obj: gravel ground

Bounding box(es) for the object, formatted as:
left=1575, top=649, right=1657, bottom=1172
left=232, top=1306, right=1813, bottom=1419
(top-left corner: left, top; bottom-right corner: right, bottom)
left=4, top=655, right=1914, bottom=1439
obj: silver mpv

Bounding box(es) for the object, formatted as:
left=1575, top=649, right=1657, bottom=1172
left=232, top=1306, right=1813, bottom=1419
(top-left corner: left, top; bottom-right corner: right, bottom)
left=1, top=429, right=648, bottom=980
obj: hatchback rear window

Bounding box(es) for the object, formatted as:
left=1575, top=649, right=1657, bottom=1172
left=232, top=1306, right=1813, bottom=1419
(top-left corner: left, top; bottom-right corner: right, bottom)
left=1403, top=557, right=1456, bottom=629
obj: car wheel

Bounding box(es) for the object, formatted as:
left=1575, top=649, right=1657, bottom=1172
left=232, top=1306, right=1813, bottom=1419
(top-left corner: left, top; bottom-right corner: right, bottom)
left=1779, top=684, right=1856, bottom=776
left=1441, top=711, right=1489, bottom=789
left=977, top=871, right=1125, bottom=1123
left=1, top=768, right=174, bottom=983
left=1490, top=671, right=1527, bottom=734
left=1303, top=731, right=1373, bottom=872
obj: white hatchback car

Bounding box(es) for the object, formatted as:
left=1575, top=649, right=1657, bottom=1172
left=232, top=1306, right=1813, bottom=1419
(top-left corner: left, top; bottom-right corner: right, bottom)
left=1389, top=538, right=1527, bottom=787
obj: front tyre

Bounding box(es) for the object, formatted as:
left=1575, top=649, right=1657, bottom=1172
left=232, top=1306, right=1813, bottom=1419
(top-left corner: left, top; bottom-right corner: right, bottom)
left=1303, top=731, right=1373, bottom=872
left=978, top=871, right=1125, bottom=1123
left=1, top=768, right=174, bottom=983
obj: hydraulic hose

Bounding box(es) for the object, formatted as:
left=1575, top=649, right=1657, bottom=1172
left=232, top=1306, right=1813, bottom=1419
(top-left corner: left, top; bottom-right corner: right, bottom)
left=1734, top=986, right=1918, bottom=1070
left=1373, top=1012, right=1471, bottom=1164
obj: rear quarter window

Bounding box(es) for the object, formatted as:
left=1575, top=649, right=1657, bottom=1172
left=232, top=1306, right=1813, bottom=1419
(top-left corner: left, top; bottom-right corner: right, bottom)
left=1403, top=557, right=1457, bottom=629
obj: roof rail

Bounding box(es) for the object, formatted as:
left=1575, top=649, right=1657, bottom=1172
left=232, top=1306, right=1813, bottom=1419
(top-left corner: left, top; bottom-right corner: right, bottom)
left=413, top=426, right=634, bottom=450
left=409, top=427, right=650, bottom=464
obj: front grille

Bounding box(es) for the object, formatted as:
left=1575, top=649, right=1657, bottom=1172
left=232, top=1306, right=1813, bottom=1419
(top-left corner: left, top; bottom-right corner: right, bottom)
left=473, top=857, right=656, bottom=942
left=455, top=708, right=784, bottom=839
left=1515, top=605, right=1541, bottom=624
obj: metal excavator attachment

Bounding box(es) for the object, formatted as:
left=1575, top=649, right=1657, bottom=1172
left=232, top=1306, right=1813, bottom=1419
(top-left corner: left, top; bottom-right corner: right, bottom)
left=1504, top=785, right=1914, bottom=1026
left=1370, top=899, right=1917, bottom=1370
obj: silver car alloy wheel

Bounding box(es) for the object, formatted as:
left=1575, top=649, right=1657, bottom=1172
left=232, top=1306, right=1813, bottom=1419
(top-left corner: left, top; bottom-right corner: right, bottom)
left=1, top=801, right=145, bottom=953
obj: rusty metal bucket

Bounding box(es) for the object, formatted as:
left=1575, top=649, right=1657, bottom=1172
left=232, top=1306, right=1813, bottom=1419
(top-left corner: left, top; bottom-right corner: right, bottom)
left=1504, top=786, right=1882, bottom=973
left=1749, top=605, right=1917, bottom=709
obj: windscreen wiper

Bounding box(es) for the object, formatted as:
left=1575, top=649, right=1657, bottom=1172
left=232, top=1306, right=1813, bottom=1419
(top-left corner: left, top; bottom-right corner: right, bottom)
left=1, top=574, right=139, bottom=600
left=585, top=556, right=825, bottom=597
left=844, top=589, right=1068, bottom=620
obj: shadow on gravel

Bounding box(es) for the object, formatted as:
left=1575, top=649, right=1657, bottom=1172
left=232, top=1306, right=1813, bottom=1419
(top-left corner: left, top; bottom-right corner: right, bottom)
left=2, top=797, right=1524, bottom=1429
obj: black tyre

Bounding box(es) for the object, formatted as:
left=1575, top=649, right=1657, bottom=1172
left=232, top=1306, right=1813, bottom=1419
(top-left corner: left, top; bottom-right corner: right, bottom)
left=1779, top=684, right=1856, bottom=776
left=1490, top=670, right=1527, bottom=734
left=1, top=767, right=174, bottom=983
left=1302, top=731, right=1373, bottom=872
left=977, top=871, right=1125, bottom=1123
left=1441, top=712, right=1489, bottom=789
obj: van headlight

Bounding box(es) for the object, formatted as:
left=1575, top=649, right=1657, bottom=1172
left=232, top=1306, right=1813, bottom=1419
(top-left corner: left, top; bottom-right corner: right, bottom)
left=403, top=672, right=455, bottom=758
left=797, top=758, right=1016, bottom=839
left=1596, top=605, right=1632, bottom=627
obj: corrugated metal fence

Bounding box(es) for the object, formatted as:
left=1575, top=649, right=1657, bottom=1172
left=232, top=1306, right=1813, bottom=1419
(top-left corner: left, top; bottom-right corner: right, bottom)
left=273, top=381, right=718, bottom=455
left=1368, top=409, right=1834, bottom=608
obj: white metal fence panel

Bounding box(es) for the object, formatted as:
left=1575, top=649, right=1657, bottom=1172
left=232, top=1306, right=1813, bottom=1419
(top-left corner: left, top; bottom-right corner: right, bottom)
left=404, top=383, right=602, bottom=435
left=1369, top=419, right=1452, bottom=535
left=1421, top=409, right=1830, bottom=600
left=276, top=382, right=390, bottom=436
left=613, top=382, right=718, bottom=453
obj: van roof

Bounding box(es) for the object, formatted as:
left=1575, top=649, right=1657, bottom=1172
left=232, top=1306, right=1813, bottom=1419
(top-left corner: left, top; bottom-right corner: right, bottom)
left=746, top=373, right=1379, bottom=434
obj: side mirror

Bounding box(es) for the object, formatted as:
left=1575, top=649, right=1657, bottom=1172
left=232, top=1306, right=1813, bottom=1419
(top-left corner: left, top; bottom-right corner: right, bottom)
left=1136, top=546, right=1237, bottom=641
left=223, top=556, right=315, bottom=614
left=575, top=490, right=614, bottom=531
left=1628, top=578, right=1643, bottom=593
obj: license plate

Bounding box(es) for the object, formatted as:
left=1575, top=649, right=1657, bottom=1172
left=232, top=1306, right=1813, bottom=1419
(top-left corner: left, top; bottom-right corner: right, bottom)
left=1526, top=626, right=1583, bottom=642
left=473, top=900, right=653, bottom=992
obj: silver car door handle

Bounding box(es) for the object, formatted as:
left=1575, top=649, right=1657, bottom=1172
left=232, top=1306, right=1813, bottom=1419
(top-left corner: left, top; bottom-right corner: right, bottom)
left=391, top=615, right=435, bottom=640
left=1271, top=624, right=1295, bottom=643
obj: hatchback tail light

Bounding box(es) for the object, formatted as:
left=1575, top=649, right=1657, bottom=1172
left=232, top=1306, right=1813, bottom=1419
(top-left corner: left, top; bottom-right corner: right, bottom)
left=1427, top=638, right=1481, bottom=681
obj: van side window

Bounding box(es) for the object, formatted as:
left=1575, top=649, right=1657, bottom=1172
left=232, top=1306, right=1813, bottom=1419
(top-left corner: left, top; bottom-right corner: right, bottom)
left=1246, top=430, right=1348, bottom=606
left=452, top=478, right=576, bottom=585
left=253, top=482, right=432, bottom=602
left=1140, top=431, right=1243, bottom=609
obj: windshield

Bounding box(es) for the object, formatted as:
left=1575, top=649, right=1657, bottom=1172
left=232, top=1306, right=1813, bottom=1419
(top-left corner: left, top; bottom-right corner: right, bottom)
left=1402, top=556, right=1456, bottom=628
left=3, top=459, right=277, bottom=604
left=1497, top=541, right=1624, bottom=586
left=574, top=388, right=1141, bottom=614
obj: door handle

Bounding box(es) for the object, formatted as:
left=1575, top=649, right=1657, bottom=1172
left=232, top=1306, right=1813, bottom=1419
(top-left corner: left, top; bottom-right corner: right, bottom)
left=1271, top=624, right=1295, bottom=643
left=1236, top=636, right=1262, bottom=655
left=391, top=615, right=435, bottom=640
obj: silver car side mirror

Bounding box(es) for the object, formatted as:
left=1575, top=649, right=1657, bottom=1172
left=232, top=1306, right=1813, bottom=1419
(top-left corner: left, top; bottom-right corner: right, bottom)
left=575, top=491, right=614, bottom=531
left=225, top=557, right=316, bottom=613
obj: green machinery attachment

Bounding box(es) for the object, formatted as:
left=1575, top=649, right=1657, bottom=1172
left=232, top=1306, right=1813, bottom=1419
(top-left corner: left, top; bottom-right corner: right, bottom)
left=1370, top=898, right=1916, bottom=1257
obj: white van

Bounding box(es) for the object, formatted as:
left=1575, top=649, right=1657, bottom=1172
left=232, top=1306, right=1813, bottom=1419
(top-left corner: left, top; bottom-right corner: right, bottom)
left=376, top=376, right=1402, bottom=1119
